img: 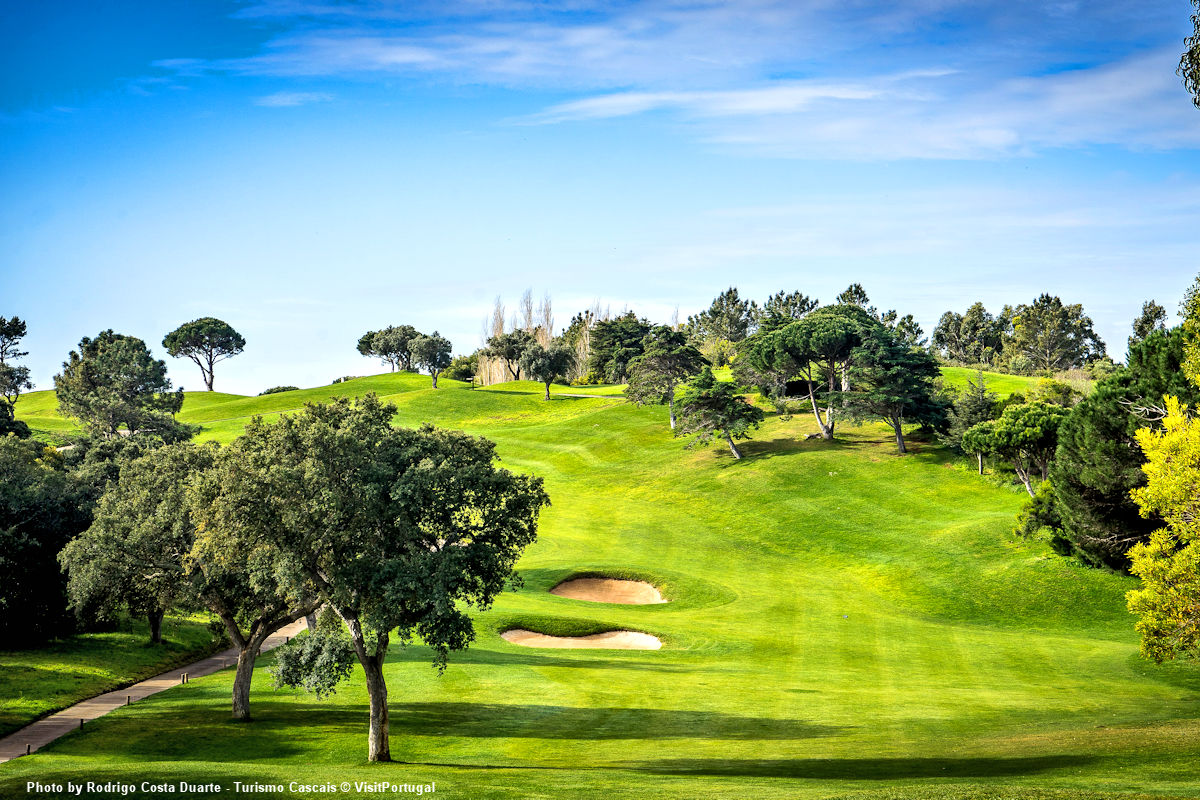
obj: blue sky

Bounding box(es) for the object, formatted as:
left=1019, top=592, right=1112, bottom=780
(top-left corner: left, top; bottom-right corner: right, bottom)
left=3, top=0, right=1199, bottom=394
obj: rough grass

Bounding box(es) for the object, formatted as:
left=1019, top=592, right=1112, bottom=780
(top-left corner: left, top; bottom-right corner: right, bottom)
left=5, top=373, right=1199, bottom=799
left=0, top=615, right=220, bottom=738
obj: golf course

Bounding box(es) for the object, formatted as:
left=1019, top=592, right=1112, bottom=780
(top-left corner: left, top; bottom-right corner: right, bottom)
left=3, top=370, right=1198, bottom=799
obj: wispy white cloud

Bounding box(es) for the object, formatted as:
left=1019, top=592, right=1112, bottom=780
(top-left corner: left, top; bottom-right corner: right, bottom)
left=254, top=91, right=334, bottom=107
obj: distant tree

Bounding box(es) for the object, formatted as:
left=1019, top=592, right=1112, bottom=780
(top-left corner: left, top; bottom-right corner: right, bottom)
left=747, top=304, right=875, bottom=439
left=443, top=352, right=478, bottom=383
left=687, top=287, right=755, bottom=344
left=940, top=371, right=999, bottom=462
left=0, top=437, right=92, bottom=646
left=1181, top=0, right=1200, bottom=108
left=1029, top=378, right=1082, bottom=407
left=1010, top=294, right=1106, bottom=371
left=1051, top=328, right=1200, bottom=570
left=484, top=330, right=536, bottom=381
left=932, top=303, right=1008, bottom=366
left=753, top=291, right=818, bottom=333
left=202, top=396, right=548, bottom=761
left=625, top=327, right=707, bottom=428
left=54, top=330, right=191, bottom=440
left=588, top=313, right=652, bottom=382
left=520, top=342, right=576, bottom=400
left=259, top=386, right=299, bottom=395
left=0, top=315, right=33, bottom=437
left=964, top=401, right=1068, bottom=496
left=409, top=332, right=453, bottom=388
left=879, top=310, right=926, bottom=347
left=1129, top=300, right=1168, bottom=353
left=674, top=367, right=764, bottom=459
left=836, top=283, right=872, bottom=309
left=358, top=325, right=421, bottom=372
left=843, top=326, right=947, bottom=454
left=162, top=317, right=246, bottom=392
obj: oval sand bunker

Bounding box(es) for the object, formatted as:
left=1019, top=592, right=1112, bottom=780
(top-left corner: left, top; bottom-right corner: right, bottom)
left=550, top=577, right=667, bottom=605
left=501, top=629, right=662, bottom=650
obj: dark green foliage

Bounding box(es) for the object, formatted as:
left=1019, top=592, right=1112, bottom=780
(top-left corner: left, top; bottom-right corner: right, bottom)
left=746, top=304, right=877, bottom=439
left=271, top=612, right=355, bottom=700
left=835, top=283, right=871, bottom=309
left=932, top=302, right=1010, bottom=366
left=686, top=287, right=754, bottom=344
left=59, top=443, right=219, bottom=643
left=1014, top=480, right=1063, bottom=541
left=162, top=317, right=246, bottom=391
left=752, top=290, right=817, bottom=333
left=484, top=329, right=537, bottom=381
left=879, top=310, right=926, bottom=347
left=1182, top=0, right=1200, bottom=108
left=0, top=437, right=91, bottom=645
left=1129, top=300, right=1167, bottom=354
left=674, top=367, right=764, bottom=459
left=0, top=315, right=33, bottom=437
left=1010, top=294, right=1106, bottom=370
left=588, top=312, right=651, bottom=383
left=964, top=401, right=1068, bottom=497
left=409, top=331, right=453, bottom=388
left=259, top=386, right=300, bottom=395
left=443, top=352, right=478, bottom=382
left=54, top=330, right=192, bottom=440
left=201, top=395, right=549, bottom=760
left=358, top=325, right=421, bottom=371
left=1050, top=328, right=1200, bottom=570
left=941, top=370, right=999, bottom=453
left=843, top=325, right=947, bottom=454
left=520, top=342, right=576, bottom=399
left=625, top=326, right=707, bottom=428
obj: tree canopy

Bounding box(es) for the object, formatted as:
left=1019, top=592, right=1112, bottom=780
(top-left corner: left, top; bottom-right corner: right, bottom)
left=358, top=325, right=421, bottom=372
left=626, top=326, right=707, bottom=429
left=588, top=313, right=651, bottom=383
left=1129, top=300, right=1167, bottom=354
left=843, top=325, right=947, bottom=454
left=54, top=330, right=190, bottom=440
left=964, top=401, right=1068, bottom=497
left=520, top=342, right=576, bottom=400
left=201, top=395, right=549, bottom=760
left=1010, top=294, right=1106, bottom=371
left=409, top=331, right=453, bottom=388
left=1182, top=0, right=1200, bottom=109
left=0, top=315, right=32, bottom=437
left=484, top=329, right=537, bottom=381
left=162, top=317, right=246, bottom=392
left=686, top=287, right=755, bottom=344
left=674, top=367, right=764, bottom=459
left=931, top=303, right=1009, bottom=366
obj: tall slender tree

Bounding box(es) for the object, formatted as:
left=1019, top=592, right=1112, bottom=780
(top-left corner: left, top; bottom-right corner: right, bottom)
left=625, top=326, right=707, bottom=429
left=674, top=367, right=764, bottom=459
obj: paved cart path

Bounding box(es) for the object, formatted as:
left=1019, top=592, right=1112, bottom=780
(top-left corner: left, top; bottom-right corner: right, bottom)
left=0, top=619, right=308, bottom=764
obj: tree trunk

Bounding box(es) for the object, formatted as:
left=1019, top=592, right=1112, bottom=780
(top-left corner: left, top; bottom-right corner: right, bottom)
left=977, top=452, right=983, bottom=475
left=231, top=645, right=258, bottom=721
left=892, top=417, right=907, bottom=453
left=805, top=385, right=833, bottom=439
left=306, top=612, right=318, bottom=632
left=668, top=396, right=676, bottom=430
left=205, top=355, right=215, bottom=391
left=432, top=373, right=439, bottom=389
left=362, top=654, right=391, bottom=762
left=725, top=433, right=743, bottom=459
left=544, top=382, right=551, bottom=401
left=147, top=609, right=164, bottom=644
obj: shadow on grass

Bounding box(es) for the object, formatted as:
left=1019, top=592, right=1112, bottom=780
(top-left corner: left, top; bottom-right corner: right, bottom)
left=631, top=754, right=1098, bottom=780
left=392, top=702, right=844, bottom=741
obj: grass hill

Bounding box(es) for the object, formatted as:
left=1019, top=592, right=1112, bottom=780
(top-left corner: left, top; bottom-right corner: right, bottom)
left=4, top=373, right=1197, bottom=799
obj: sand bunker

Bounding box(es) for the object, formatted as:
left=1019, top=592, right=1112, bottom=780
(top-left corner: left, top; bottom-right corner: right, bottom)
left=501, top=629, right=662, bottom=650
left=550, top=577, right=667, bottom=604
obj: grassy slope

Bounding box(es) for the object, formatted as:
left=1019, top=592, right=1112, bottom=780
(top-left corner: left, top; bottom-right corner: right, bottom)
left=938, top=367, right=1047, bottom=398
left=0, top=616, right=220, bottom=738
left=5, top=375, right=1200, bottom=799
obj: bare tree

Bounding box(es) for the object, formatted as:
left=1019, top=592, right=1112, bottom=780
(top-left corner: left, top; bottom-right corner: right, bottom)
left=520, top=289, right=535, bottom=332
left=536, top=292, right=554, bottom=346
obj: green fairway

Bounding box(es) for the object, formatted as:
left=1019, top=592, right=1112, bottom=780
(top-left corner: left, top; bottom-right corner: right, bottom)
left=0, top=616, right=220, bottom=738
left=938, top=367, right=1048, bottom=398
left=5, top=374, right=1199, bottom=799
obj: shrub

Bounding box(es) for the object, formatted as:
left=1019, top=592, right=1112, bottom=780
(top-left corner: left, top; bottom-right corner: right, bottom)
left=258, top=385, right=299, bottom=396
